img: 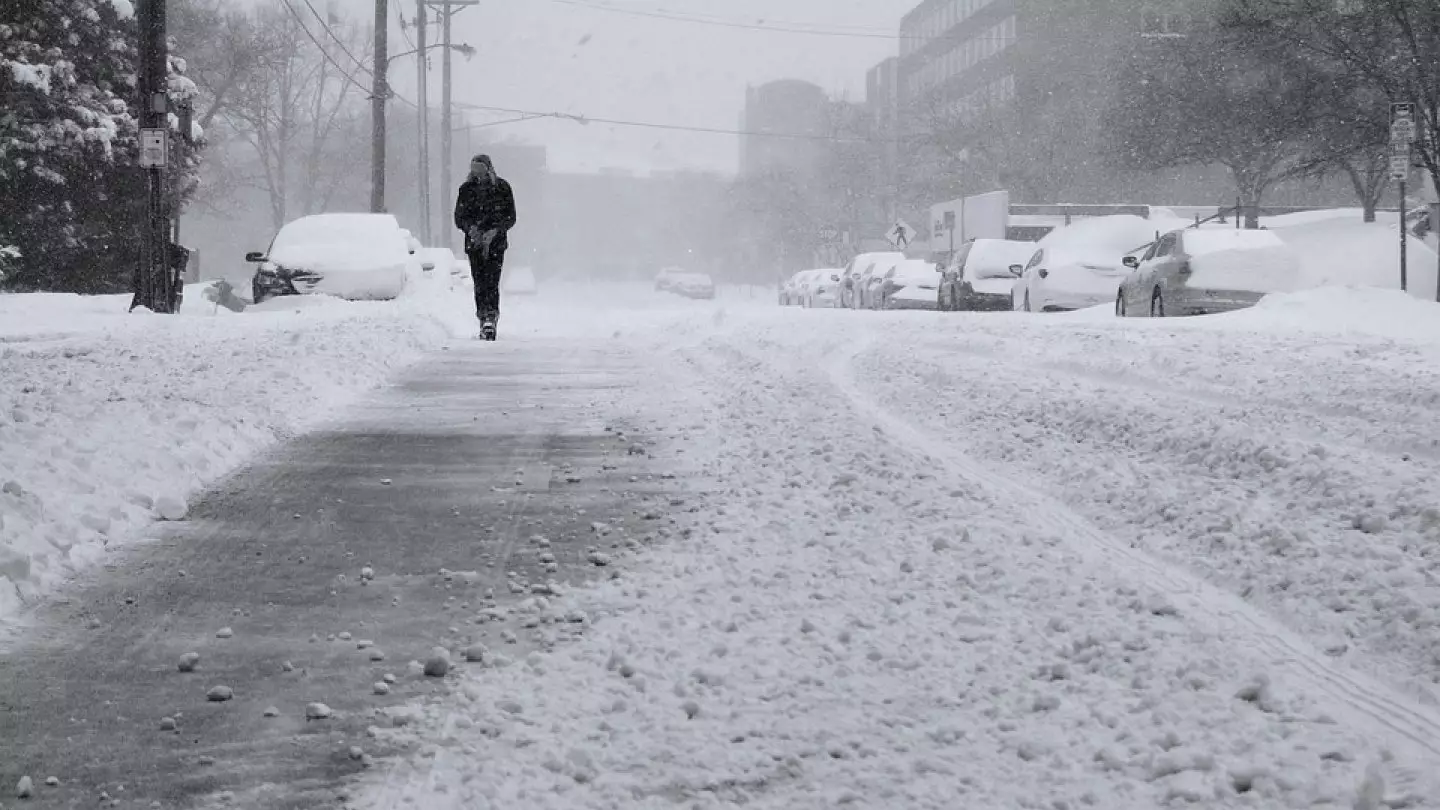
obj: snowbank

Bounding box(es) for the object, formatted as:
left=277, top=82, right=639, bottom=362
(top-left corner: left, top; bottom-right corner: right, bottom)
left=0, top=278, right=470, bottom=623
left=1271, top=215, right=1439, bottom=300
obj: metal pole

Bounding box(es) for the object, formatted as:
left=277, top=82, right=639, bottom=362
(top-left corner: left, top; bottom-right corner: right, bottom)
left=1400, top=177, right=1408, bottom=292
left=441, top=4, right=453, bottom=252
left=416, top=0, right=430, bottom=245
left=371, top=0, right=388, bottom=213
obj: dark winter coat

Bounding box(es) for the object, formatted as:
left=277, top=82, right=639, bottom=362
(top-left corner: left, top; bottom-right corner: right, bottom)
left=454, top=176, right=517, bottom=255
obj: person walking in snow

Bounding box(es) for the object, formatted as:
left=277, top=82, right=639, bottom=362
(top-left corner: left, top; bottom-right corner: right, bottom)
left=454, top=154, right=517, bottom=341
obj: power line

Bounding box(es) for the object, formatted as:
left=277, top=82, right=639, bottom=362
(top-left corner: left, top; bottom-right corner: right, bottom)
left=276, top=0, right=417, bottom=107
left=276, top=0, right=376, bottom=97
left=299, top=0, right=373, bottom=78
left=452, top=102, right=899, bottom=143
left=550, top=0, right=915, bottom=40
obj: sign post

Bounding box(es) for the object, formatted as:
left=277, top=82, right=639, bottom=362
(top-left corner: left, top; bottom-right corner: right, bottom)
left=885, top=219, right=916, bottom=250
left=1392, top=102, right=1416, bottom=292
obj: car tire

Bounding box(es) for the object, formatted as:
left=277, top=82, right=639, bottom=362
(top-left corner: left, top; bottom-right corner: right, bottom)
left=1116, top=293, right=1126, bottom=317
left=1151, top=289, right=1165, bottom=318
left=252, top=280, right=267, bottom=305
left=1024, top=291, right=1033, bottom=313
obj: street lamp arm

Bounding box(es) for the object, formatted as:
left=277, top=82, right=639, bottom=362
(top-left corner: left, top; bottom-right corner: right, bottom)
left=387, top=42, right=475, bottom=65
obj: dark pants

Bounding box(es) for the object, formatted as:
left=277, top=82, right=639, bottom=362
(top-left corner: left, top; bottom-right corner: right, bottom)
left=467, top=245, right=506, bottom=322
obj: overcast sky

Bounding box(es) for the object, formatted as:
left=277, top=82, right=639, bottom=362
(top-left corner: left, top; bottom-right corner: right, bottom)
left=361, top=0, right=916, bottom=175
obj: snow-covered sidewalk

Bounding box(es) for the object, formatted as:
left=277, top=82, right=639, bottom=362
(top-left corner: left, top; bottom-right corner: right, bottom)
left=0, top=283, right=475, bottom=622
left=356, top=288, right=1440, bottom=809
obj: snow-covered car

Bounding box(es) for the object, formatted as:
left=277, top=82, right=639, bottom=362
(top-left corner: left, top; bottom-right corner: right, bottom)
left=247, top=213, right=412, bottom=304
left=1012, top=215, right=1159, bottom=313
left=502, top=265, right=538, bottom=296
left=801, top=269, right=842, bottom=308
left=858, top=254, right=905, bottom=309
left=779, top=270, right=811, bottom=306
left=878, top=259, right=942, bottom=310
left=840, top=251, right=904, bottom=309
left=673, top=272, right=716, bottom=300
left=939, top=239, right=1036, bottom=311
left=655, top=267, right=687, bottom=292
left=1118, top=228, right=1301, bottom=317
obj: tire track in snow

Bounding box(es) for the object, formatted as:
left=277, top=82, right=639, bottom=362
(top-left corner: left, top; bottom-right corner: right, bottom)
left=824, top=337, right=1440, bottom=770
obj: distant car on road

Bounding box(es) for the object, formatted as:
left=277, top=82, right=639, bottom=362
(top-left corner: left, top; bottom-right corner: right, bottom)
left=672, top=272, right=716, bottom=300
left=1118, top=228, right=1301, bottom=317
left=655, top=267, right=687, bottom=292
left=878, top=259, right=942, bottom=310
left=247, top=213, right=412, bottom=304
left=939, top=239, right=1036, bottom=311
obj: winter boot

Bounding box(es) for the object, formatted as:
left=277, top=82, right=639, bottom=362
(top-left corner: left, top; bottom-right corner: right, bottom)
left=479, top=311, right=499, bottom=341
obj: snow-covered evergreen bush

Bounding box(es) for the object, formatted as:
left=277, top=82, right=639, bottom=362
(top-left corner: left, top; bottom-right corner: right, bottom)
left=0, top=0, right=202, bottom=293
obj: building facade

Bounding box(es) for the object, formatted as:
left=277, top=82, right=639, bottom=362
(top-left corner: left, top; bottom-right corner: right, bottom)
left=739, top=79, right=830, bottom=178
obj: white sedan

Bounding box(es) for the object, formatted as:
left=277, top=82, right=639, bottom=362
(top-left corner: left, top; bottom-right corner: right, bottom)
left=1012, top=215, right=1165, bottom=313
left=248, top=213, right=413, bottom=304
left=801, top=269, right=842, bottom=308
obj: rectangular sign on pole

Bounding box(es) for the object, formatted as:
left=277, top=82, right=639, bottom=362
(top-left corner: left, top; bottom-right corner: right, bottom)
left=139, top=128, right=168, bottom=168
left=1391, top=151, right=1412, bottom=181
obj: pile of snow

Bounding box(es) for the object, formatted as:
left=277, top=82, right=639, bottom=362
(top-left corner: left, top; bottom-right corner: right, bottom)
left=1183, top=229, right=1301, bottom=293
left=1227, top=286, right=1440, bottom=342
left=0, top=286, right=464, bottom=623
left=1270, top=213, right=1439, bottom=300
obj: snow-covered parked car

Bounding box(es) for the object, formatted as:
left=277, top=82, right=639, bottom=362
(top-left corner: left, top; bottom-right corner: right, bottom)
left=840, top=251, right=904, bottom=309
left=858, top=254, right=905, bottom=309
left=247, top=213, right=412, bottom=304
left=878, top=259, right=942, bottom=310
left=939, top=238, right=1037, bottom=311
left=1118, top=228, right=1301, bottom=317
left=655, top=266, right=687, bottom=292
left=779, top=270, right=810, bottom=306
left=1012, top=215, right=1160, bottom=313
left=673, top=272, right=716, bottom=300
left=801, top=269, right=842, bottom=308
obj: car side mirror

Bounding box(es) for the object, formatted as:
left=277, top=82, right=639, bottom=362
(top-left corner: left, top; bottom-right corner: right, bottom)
left=1123, top=256, right=1139, bottom=269
left=245, top=251, right=266, bottom=263
left=1009, top=264, right=1023, bottom=276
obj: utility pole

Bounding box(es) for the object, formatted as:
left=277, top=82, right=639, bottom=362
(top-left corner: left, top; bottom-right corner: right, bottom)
left=436, top=0, right=478, bottom=252
left=133, top=0, right=174, bottom=313
left=371, top=0, right=388, bottom=213
left=416, top=0, right=431, bottom=245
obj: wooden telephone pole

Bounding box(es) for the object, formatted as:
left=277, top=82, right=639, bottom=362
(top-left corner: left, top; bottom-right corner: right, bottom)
left=433, top=0, right=477, bottom=250
left=134, top=0, right=176, bottom=312
left=371, top=0, right=389, bottom=213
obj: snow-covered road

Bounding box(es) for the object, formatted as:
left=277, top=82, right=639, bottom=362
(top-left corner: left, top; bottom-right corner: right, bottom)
left=358, top=289, right=1440, bottom=809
